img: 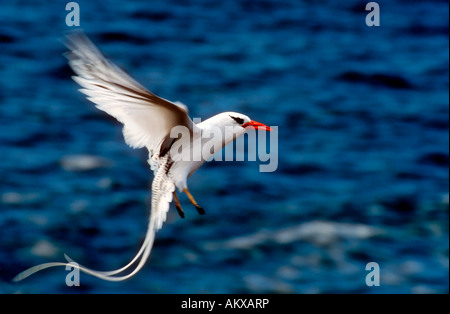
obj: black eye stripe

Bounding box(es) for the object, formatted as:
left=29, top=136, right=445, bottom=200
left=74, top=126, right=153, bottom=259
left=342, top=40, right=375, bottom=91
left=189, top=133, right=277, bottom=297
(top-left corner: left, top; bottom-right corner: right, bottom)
left=230, top=115, right=245, bottom=124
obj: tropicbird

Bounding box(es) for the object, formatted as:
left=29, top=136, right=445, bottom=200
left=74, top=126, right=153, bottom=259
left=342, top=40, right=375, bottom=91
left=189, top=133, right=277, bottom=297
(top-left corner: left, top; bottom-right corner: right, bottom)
left=14, top=33, right=272, bottom=282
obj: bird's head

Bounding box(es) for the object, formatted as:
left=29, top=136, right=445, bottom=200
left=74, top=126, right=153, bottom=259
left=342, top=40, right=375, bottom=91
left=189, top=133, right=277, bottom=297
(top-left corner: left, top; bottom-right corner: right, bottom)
left=196, top=112, right=272, bottom=149
left=228, top=112, right=272, bottom=132
left=222, top=112, right=272, bottom=132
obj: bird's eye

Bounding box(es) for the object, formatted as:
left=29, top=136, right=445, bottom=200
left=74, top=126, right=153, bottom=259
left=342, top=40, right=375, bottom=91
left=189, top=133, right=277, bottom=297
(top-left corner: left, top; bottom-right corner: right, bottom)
left=230, top=115, right=244, bottom=125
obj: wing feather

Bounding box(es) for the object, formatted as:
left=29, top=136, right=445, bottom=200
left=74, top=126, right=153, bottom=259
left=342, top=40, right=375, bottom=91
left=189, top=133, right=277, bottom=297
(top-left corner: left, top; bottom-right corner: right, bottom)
left=65, top=32, right=193, bottom=154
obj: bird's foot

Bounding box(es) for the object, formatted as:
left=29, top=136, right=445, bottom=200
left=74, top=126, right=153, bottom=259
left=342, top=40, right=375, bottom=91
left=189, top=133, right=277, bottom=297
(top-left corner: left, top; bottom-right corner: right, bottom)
left=195, top=206, right=205, bottom=215
left=183, top=188, right=205, bottom=216
left=176, top=205, right=185, bottom=218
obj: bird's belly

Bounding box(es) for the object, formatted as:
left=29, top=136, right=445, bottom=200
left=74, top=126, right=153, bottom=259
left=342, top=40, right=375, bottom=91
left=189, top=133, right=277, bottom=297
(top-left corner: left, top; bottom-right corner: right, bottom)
left=169, top=160, right=205, bottom=191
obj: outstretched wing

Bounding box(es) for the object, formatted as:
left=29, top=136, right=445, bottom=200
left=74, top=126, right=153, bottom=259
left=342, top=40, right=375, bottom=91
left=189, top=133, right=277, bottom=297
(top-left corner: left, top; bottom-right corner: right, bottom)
left=64, top=32, right=193, bottom=157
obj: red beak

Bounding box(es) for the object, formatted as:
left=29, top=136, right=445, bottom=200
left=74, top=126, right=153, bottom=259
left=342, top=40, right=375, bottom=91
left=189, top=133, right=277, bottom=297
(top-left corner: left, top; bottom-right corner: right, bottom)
left=242, top=120, right=272, bottom=131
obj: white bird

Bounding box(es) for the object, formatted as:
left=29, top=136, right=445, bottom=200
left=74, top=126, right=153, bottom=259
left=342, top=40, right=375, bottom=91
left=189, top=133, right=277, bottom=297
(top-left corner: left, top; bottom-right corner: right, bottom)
left=14, top=32, right=271, bottom=282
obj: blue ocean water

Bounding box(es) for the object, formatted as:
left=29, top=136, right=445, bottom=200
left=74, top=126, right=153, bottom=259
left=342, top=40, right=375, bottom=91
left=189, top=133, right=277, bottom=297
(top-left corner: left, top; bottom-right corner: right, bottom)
left=0, top=0, right=448, bottom=293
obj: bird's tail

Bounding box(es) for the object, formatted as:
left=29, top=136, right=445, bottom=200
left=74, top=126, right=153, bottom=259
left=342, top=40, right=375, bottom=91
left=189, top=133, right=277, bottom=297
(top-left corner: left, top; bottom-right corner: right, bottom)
left=13, top=156, right=174, bottom=283
left=13, top=220, right=156, bottom=282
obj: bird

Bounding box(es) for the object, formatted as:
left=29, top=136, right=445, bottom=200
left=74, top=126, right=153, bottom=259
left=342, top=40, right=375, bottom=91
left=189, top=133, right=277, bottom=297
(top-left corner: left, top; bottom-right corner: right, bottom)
left=13, top=32, right=272, bottom=282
